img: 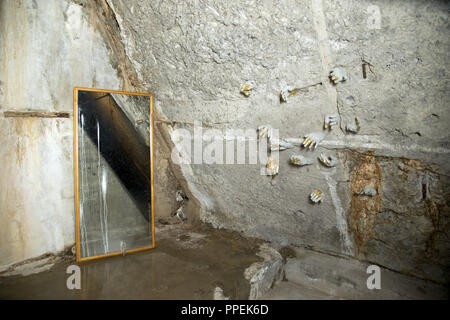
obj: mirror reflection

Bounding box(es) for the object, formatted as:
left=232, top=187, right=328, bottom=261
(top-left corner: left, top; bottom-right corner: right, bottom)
left=76, top=89, right=153, bottom=260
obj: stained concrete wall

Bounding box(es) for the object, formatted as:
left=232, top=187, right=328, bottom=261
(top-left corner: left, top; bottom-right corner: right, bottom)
left=0, top=0, right=181, bottom=270
left=100, top=0, right=450, bottom=283
left=0, top=0, right=122, bottom=268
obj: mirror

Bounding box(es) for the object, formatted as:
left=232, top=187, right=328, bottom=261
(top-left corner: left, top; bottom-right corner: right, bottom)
left=73, top=88, right=154, bottom=261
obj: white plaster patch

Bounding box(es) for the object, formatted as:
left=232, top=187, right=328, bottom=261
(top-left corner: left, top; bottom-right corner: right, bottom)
left=323, top=172, right=354, bottom=255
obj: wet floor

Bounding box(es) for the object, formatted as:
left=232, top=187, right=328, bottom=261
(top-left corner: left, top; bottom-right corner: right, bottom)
left=0, top=223, right=264, bottom=299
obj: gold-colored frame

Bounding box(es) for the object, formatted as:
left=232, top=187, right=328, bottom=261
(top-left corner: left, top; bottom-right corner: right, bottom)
left=73, top=87, right=155, bottom=262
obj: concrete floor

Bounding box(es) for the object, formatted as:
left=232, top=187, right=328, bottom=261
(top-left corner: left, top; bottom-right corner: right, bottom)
left=262, top=281, right=340, bottom=300
left=0, top=223, right=263, bottom=299
left=263, top=247, right=449, bottom=300
left=1, top=222, right=447, bottom=300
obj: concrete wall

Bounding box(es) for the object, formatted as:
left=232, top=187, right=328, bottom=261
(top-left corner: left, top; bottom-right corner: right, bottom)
left=101, top=0, right=450, bottom=283
left=0, top=0, right=123, bottom=268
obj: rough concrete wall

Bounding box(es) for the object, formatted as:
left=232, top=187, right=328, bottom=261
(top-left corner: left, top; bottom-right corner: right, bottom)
left=102, top=0, right=450, bottom=283
left=110, top=93, right=151, bottom=146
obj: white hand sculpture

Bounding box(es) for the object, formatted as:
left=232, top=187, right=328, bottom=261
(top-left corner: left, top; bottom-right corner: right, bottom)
left=329, top=68, right=347, bottom=84
left=319, top=153, right=337, bottom=167
left=270, top=139, right=294, bottom=151
left=280, top=86, right=299, bottom=102
left=346, top=117, right=360, bottom=133
left=310, top=189, right=324, bottom=203
left=359, top=186, right=377, bottom=196
left=266, top=156, right=279, bottom=176
left=324, top=113, right=339, bottom=130
left=258, top=125, right=272, bottom=139
left=302, top=132, right=326, bottom=150
left=240, top=84, right=253, bottom=97
left=290, top=155, right=314, bottom=166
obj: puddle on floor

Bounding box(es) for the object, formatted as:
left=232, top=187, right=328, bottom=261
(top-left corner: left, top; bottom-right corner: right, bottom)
left=0, top=222, right=264, bottom=299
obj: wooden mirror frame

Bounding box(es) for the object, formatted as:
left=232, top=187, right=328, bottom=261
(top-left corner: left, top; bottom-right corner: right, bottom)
left=73, top=87, right=155, bottom=262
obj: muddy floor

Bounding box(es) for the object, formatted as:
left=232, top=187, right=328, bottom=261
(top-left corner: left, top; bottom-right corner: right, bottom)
left=0, top=223, right=264, bottom=299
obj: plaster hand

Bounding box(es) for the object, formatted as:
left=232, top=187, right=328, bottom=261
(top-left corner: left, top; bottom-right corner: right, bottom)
left=346, top=117, right=361, bottom=133
left=266, top=156, right=279, bottom=176
left=324, top=113, right=339, bottom=129
left=258, top=125, right=272, bottom=139
left=310, top=189, right=324, bottom=203
left=290, top=155, right=314, bottom=166
left=270, top=139, right=294, bottom=151
left=329, top=68, right=347, bottom=84
left=319, top=153, right=337, bottom=167
left=302, top=132, right=325, bottom=150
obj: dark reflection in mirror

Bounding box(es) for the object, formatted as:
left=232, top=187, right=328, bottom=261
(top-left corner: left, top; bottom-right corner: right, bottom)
left=76, top=89, right=153, bottom=260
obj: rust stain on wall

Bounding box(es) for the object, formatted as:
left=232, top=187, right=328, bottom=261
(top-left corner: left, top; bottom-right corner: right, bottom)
left=13, top=118, right=39, bottom=166
left=423, top=187, right=449, bottom=259
left=347, top=151, right=383, bottom=257
left=401, top=159, right=426, bottom=171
